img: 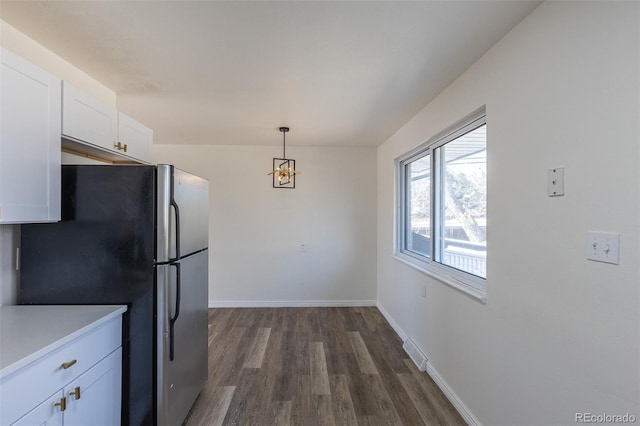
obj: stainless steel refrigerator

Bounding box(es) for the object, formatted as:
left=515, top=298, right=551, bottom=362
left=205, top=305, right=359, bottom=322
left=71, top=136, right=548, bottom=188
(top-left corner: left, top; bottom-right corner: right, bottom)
left=20, top=164, right=209, bottom=426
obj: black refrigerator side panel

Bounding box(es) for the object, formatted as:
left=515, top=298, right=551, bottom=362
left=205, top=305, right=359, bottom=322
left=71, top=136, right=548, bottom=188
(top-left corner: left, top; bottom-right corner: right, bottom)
left=20, top=165, right=156, bottom=426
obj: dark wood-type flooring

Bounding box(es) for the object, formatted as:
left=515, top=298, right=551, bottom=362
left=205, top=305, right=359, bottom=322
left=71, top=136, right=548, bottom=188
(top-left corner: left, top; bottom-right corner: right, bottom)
left=185, top=307, right=465, bottom=426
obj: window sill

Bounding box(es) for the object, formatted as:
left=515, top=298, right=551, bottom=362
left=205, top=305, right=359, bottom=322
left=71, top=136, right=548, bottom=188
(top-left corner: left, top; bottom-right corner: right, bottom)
left=393, top=253, right=487, bottom=304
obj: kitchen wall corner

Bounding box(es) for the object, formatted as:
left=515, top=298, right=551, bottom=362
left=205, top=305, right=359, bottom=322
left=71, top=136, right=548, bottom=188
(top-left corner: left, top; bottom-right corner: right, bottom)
left=1, top=20, right=116, bottom=105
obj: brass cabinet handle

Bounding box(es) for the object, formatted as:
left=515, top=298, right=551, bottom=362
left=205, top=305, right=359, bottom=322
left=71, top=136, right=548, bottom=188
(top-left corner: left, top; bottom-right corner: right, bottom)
left=61, top=359, right=77, bottom=369
left=114, top=142, right=128, bottom=152
left=69, top=386, right=81, bottom=400
left=54, top=396, right=67, bottom=412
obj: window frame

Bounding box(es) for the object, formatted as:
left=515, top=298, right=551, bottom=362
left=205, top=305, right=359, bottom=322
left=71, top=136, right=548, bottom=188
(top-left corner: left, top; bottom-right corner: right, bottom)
left=395, top=107, right=487, bottom=303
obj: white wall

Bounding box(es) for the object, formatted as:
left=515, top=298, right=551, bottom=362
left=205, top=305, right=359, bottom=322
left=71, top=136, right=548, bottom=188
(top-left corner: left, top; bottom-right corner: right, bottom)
left=153, top=144, right=378, bottom=306
left=0, top=225, right=19, bottom=305
left=0, top=21, right=116, bottom=305
left=377, top=2, right=639, bottom=425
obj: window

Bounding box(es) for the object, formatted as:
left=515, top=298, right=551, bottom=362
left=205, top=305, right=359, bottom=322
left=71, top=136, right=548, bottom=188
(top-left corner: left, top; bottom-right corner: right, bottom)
left=396, top=108, right=486, bottom=300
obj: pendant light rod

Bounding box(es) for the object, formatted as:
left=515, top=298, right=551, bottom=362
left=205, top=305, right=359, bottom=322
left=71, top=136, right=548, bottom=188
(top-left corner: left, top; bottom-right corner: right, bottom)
left=279, top=126, right=289, bottom=158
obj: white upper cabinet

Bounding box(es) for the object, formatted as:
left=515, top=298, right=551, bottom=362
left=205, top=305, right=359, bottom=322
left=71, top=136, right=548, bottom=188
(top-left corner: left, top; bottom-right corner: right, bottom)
left=117, top=112, right=152, bottom=163
left=62, top=82, right=152, bottom=164
left=0, top=48, right=61, bottom=224
left=62, top=82, right=118, bottom=152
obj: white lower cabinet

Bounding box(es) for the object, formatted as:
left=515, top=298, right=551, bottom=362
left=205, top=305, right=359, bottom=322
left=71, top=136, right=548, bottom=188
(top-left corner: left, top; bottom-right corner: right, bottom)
left=12, top=349, right=121, bottom=426
left=64, top=349, right=122, bottom=426
left=12, top=391, right=63, bottom=426
left=1, top=316, right=123, bottom=426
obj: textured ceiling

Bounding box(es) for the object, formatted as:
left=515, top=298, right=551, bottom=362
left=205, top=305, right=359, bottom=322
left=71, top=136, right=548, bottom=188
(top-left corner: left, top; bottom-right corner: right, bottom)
left=0, top=1, right=540, bottom=146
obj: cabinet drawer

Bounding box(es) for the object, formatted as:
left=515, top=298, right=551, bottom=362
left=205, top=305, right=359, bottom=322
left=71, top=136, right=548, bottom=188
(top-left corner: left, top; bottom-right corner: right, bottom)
left=0, top=316, right=121, bottom=425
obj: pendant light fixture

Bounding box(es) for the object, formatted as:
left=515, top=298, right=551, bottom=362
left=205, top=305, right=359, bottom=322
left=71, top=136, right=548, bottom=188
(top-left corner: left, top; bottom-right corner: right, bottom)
left=268, top=126, right=300, bottom=188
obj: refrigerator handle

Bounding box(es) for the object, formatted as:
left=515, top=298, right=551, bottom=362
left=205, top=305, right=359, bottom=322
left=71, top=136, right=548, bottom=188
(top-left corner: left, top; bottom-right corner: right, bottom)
left=169, top=262, right=181, bottom=362
left=169, top=171, right=181, bottom=261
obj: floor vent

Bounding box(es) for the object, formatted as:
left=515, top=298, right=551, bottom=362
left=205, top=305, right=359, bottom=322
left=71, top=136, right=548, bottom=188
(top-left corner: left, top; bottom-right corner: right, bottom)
left=403, top=338, right=428, bottom=371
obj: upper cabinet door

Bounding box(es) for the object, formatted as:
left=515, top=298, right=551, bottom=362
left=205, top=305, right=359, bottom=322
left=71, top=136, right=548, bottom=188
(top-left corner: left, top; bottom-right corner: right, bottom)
left=62, top=82, right=118, bottom=153
left=0, top=48, right=61, bottom=223
left=117, top=112, right=152, bottom=164
left=61, top=83, right=152, bottom=164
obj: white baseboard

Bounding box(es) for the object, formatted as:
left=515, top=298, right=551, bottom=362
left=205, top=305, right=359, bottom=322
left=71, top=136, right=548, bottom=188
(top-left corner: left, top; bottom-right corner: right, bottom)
left=375, top=301, right=408, bottom=341
left=426, top=363, right=481, bottom=426
left=208, top=300, right=377, bottom=308
left=376, top=301, right=480, bottom=426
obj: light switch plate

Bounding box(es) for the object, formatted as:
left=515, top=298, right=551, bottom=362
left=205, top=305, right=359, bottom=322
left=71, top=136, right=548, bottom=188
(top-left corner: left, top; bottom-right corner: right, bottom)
left=587, top=231, right=620, bottom=265
left=547, top=168, right=565, bottom=196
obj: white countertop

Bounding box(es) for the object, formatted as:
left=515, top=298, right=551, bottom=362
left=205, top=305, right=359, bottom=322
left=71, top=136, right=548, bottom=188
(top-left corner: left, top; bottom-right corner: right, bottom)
left=0, top=305, right=127, bottom=379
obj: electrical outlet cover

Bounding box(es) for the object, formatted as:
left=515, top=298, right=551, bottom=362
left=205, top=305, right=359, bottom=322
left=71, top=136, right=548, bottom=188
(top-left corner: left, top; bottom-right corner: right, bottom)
left=587, top=231, right=620, bottom=265
left=547, top=168, right=565, bottom=196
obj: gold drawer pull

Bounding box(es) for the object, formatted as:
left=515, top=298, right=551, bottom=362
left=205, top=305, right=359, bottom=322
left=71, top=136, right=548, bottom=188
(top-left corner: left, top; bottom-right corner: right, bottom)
left=69, top=386, right=81, bottom=400
left=54, top=396, right=67, bottom=412
left=114, top=141, right=128, bottom=152
left=61, top=359, right=77, bottom=369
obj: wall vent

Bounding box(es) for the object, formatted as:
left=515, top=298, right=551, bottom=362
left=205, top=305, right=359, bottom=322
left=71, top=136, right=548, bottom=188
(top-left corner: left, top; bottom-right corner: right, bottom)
left=403, top=338, right=428, bottom=371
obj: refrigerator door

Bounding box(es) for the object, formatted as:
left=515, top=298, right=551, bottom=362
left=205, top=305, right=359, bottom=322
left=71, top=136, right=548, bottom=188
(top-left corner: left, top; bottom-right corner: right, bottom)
left=157, top=165, right=209, bottom=263
left=156, top=250, right=208, bottom=426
